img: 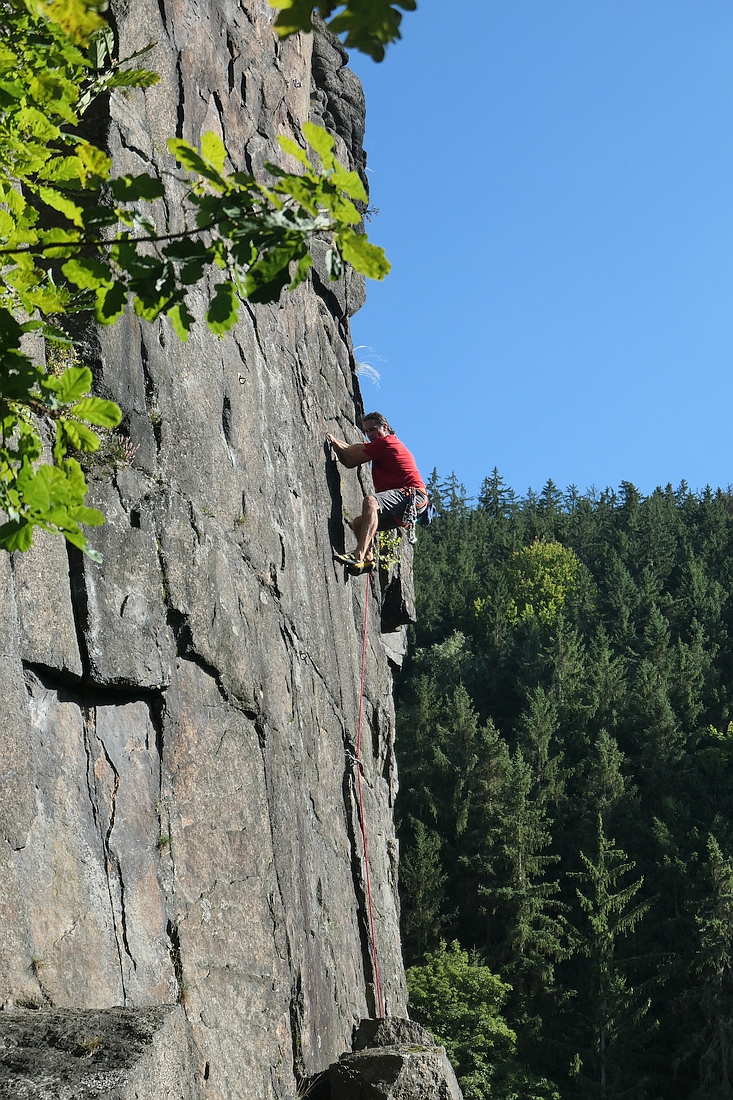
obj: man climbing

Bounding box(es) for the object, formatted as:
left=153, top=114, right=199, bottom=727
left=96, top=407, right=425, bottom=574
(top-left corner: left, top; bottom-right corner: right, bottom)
left=327, top=412, right=428, bottom=575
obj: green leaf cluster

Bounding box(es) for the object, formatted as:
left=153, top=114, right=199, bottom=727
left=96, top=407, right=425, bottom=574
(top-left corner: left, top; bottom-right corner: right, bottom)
left=268, top=0, right=417, bottom=62
left=502, top=539, right=582, bottom=626
left=28, top=0, right=107, bottom=43
left=0, top=8, right=387, bottom=333
left=407, top=941, right=560, bottom=1100
left=0, top=311, right=119, bottom=555
left=154, top=121, right=388, bottom=332
left=0, top=0, right=160, bottom=556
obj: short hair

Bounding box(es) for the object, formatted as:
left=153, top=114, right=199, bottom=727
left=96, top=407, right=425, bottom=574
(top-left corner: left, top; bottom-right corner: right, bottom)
left=362, top=411, right=395, bottom=436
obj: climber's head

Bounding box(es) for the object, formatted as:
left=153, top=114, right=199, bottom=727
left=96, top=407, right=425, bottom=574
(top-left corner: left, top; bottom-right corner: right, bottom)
left=362, top=412, right=394, bottom=441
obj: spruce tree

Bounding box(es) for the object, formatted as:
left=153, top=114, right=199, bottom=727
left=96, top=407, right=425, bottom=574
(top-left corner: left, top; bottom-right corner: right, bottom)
left=686, top=835, right=733, bottom=1097
left=568, top=816, right=652, bottom=1097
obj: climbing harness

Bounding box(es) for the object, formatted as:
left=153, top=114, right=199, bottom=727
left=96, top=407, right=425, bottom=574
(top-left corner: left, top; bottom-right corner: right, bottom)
left=399, top=487, right=430, bottom=545
left=400, top=488, right=420, bottom=544
left=354, top=578, right=384, bottom=1018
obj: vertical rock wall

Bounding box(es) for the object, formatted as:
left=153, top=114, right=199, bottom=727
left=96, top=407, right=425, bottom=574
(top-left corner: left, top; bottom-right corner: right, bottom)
left=0, top=3, right=412, bottom=1096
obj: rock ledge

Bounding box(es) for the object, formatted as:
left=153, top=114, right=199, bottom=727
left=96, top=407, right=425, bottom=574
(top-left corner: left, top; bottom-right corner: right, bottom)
left=0, top=1005, right=200, bottom=1099
left=309, top=1017, right=463, bottom=1100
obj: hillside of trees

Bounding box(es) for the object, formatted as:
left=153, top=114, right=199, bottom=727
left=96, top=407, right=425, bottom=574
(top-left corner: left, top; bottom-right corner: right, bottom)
left=396, top=470, right=733, bottom=1099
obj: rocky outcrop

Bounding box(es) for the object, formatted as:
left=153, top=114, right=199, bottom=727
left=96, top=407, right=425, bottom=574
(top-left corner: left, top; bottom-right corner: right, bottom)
left=0, top=1013, right=463, bottom=1100
left=0, top=1006, right=199, bottom=1099
left=0, top=3, right=417, bottom=1098
left=309, top=1019, right=463, bottom=1100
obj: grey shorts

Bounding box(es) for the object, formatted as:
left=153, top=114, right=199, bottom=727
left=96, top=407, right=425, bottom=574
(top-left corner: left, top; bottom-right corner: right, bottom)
left=375, top=488, right=428, bottom=531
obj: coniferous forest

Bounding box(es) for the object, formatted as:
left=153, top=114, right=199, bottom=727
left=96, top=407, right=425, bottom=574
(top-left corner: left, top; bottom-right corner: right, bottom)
left=396, top=470, right=733, bottom=1100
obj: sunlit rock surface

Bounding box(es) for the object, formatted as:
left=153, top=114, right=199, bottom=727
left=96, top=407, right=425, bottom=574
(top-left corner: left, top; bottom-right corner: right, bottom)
left=0, top=3, right=416, bottom=1096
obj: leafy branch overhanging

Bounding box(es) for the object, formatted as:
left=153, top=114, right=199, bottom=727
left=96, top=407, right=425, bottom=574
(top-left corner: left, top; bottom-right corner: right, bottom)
left=0, top=0, right=389, bottom=557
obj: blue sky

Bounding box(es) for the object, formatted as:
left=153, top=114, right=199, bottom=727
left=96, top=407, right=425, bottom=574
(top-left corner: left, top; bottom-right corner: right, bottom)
left=347, top=0, right=733, bottom=501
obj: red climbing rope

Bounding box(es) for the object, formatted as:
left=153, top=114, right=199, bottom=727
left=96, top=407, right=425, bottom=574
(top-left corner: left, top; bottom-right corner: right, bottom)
left=355, top=578, right=384, bottom=1018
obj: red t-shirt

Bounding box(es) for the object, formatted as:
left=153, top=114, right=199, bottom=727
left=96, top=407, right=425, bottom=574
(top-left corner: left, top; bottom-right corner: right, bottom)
left=363, top=435, right=426, bottom=495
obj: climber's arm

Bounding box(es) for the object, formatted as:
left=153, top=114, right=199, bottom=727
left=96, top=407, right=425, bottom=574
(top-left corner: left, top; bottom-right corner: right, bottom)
left=327, top=435, right=370, bottom=469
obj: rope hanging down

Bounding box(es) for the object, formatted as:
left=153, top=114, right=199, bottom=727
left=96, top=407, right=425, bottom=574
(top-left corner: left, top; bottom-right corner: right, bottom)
left=355, top=579, right=384, bottom=1018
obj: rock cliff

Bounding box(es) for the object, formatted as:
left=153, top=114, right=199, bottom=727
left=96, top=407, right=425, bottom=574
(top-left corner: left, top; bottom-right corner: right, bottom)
left=0, top=4, right=416, bottom=1096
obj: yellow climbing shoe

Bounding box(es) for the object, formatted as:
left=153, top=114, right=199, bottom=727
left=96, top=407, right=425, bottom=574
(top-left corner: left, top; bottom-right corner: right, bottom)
left=333, top=550, right=374, bottom=574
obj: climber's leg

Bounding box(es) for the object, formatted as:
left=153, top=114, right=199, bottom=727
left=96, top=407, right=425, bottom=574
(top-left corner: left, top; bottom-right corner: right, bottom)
left=334, top=490, right=410, bottom=572
left=352, top=495, right=379, bottom=562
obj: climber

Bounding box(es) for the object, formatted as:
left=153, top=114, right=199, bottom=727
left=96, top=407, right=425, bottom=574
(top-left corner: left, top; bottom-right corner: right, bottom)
left=327, top=412, right=428, bottom=575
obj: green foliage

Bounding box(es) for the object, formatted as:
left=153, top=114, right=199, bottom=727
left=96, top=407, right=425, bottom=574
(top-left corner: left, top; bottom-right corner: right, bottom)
left=407, top=941, right=560, bottom=1100
left=686, top=835, right=733, bottom=1096
left=28, top=0, right=106, bottom=43
left=0, top=312, right=117, bottom=556
left=376, top=527, right=402, bottom=568
left=0, top=1, right=389, bottom=556
left=0, top=0, right=155, bottom=557
left=397, top=472, right=733, bottom=1095
left=569, top=816, right=652, bottom=1093
left=268, top=0, right=417, bottom=62
left=399, top=819, right=447, bottom=958
left=480, top=742, right=573, bottom=1002
left=502, top=538, right=582, bottom=626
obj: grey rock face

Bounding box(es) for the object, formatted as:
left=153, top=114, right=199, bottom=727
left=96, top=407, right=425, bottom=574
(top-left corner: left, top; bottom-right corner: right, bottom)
left=0, top=3, right=418, bottom=1098
left=352, top=1018, right=436, bottom=1052
left=12, top=530, right=83, bottom=679
left=310, top=17, right=368, bottom=190
left=379, top=546, right=416, bottom=635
